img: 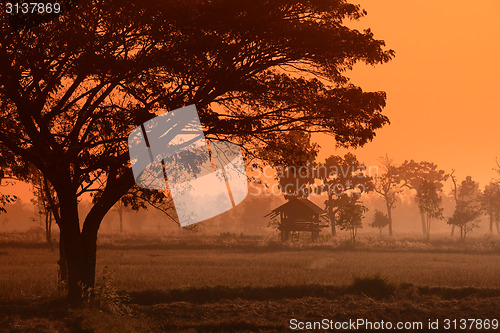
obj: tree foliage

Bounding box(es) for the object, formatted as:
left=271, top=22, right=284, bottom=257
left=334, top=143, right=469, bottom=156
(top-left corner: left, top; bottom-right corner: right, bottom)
left=276, top=131, right=319, bottom=199
left=369, top=209, right=390, bottom=235
left=448, top=174, right=482, bottom=240
left=335, top=195, right=366, bottom=244
left=447, top=201, right=481, bottom=240
left=373, top=155, right=405, bottom=236
left=479, top=181, right=500, bottom=234
left=415, top=179, right=443, bottom=241
left=399, top=160, right=447, bottom=236
left=321, top=153, right=373, bottom=236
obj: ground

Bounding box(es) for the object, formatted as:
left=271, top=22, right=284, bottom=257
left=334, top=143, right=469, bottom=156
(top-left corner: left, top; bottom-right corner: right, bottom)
left=0, top=233, right=499, bottom=332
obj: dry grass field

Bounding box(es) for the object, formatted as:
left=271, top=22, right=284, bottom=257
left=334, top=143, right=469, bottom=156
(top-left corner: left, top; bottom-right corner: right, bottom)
left=0, top=233, right=499, bottom=332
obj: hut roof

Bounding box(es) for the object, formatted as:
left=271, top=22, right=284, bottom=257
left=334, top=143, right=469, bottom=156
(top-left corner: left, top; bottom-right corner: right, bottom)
left=265, top=198, right=325, bottom=218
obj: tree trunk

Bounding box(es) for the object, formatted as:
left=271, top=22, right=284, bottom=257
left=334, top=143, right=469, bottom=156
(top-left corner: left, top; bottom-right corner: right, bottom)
left=118, top=203, right=123, bottom=233
left=45, top=210, right=53, bottom=248
left=79, top=173, right=133, bottom=288
left=329, top=212, right=336, bottom=236
left=57, top=191, right=84, bottom=303
left=330, top=217, right=336, bottom=236
left=490, top=214, right=494, bottom=233
left=328, top=197, right=336, bottom=236
left=80, top=206, right=109, bottom=289
left=425, top=216, right=431, bottom=242
left=386, top=201, right=393, bottom=236
left=420, top=211, right=427, bottom=235
left=81, top=225, right=98, bottom=289
left=42, top=178, right=53, bottom=248
left=58, top=230, right=68, bottom=286
left=54, top=169, right=133, bottom=300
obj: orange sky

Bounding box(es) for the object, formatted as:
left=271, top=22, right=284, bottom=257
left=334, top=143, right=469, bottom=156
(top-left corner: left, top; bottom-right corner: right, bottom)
left=316, top=0, right=500, bottom=187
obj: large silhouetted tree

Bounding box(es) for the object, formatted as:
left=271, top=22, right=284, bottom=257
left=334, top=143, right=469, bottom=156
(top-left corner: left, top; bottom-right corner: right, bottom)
left=0, top=0, right=393, bottom=301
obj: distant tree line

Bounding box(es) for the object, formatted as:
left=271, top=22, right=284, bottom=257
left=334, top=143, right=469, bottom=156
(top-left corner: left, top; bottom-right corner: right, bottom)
left=277, top=152, right=500, bottom=243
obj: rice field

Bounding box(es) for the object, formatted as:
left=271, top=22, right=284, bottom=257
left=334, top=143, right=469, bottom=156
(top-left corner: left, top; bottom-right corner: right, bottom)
left=0, top=234, right=499, bottom=332
left=1, top=234, right=500, bottom=301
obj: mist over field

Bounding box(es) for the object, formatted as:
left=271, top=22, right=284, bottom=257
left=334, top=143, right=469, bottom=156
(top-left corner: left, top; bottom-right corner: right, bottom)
left=0, top=189, right=495, bottom=238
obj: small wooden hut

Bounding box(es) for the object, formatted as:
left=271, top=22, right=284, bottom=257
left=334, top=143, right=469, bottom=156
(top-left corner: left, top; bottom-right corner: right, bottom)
left=266, top=198, right=328, bottom=241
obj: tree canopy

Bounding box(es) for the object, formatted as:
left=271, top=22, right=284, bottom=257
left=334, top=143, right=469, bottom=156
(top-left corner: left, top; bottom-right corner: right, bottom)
left=480, top=181, right=500, bottom=233
left=370, top=209, right=390, bottom=235
left=399, top=160, right=447, bottom=236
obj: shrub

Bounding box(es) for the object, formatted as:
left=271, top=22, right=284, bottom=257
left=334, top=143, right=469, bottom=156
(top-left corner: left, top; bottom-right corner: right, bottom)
left=348, top=274, right=395, bottom=299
